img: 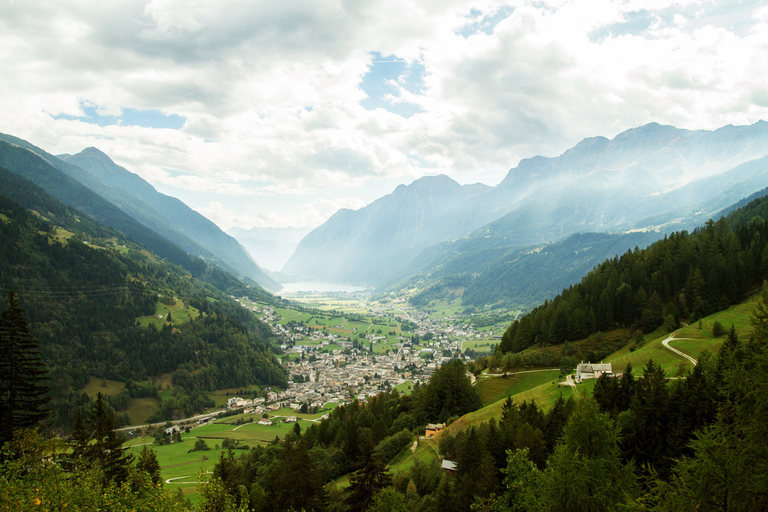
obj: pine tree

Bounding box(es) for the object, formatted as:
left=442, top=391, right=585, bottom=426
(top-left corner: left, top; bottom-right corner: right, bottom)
left=87, top=392, right=133, bottom=484
left=345, top=438, right=392, bottom=512
left=0, top=290, right=50, bottom=446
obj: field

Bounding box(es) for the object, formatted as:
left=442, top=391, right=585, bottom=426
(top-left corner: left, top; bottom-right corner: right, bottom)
left=81, top=376, right=125, bottom=398
left=125, top=398, right=161, bottom=425
left=128, top=412, right=321, bottom=502
left=136, top=297, right=200, bottom=328
left=606, top=294, right=759, bottom=375
left=475, top=370, right=562, bottom=406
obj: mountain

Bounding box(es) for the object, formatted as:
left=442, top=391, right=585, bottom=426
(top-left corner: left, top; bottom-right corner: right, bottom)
left=228, top=225, right=312, bottom=272
left=0, top=165, right=287, bottom=428
left=0, top=133, right=279, bottom=291
left=284, top=121, right=768, bottom=287
left=282, top=174, right=491, bottom=283
left=390, top=230, right=665, bottom=312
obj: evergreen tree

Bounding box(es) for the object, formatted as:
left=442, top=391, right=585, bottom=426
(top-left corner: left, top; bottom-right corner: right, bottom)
left=86, top=392, right=133, bottom=484
left=0, top=290, right=50, bottom=446
left=136, top=445, right=162, bottom=486
left=345, top=438, right=392, bottom=512
left=541, top=399, right=637, bottom=511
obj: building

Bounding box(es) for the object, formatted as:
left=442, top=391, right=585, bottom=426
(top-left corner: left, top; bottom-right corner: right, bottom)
left=425, top=423, right=445, bottom=438
left=576, top=362, right=612, bottom=382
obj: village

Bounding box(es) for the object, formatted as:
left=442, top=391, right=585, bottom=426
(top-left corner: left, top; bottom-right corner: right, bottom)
left=222, top=298, right=497, bottom=418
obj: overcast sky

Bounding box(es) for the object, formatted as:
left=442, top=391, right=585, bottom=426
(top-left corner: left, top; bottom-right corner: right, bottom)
left=2, top=0, right=767, bottom=230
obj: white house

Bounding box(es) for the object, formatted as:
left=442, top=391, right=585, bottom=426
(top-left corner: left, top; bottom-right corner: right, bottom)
left=576, top=362, right=613, bottom=382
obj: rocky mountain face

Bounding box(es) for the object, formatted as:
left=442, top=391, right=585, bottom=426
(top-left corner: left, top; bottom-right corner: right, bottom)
left=283, top=121, right=768, bottom=288
left=282, top=174, right=491, bottom=284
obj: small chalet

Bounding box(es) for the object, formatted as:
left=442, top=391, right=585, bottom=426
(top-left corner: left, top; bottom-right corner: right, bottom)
left=576, top=362, right=613, bottom=382
left=441, top=459, right=457, bottom=473
left=425, top=423, right=445, bottom=438
left=258, top=418, right=272, bottom=426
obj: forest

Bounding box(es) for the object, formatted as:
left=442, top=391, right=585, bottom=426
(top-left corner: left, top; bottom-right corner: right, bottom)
left=0, top=173, right=287, bottom=430
left=495, top=191, right=768, bottom=359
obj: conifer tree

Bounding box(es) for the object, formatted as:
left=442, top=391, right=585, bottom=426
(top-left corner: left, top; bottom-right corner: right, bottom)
left=87, top=392, right=133, bottom=484
left=0, top=290, right=50, bottom=446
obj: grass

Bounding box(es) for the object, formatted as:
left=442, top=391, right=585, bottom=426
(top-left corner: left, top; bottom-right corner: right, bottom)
left=387, top=438, right=441, bottom=476
left=136, top=297, right=200, bottom=328
left=81, top=377, right=125, bottom=398
left=125, top=398, right=160, bottom=425
left=475, top=370, right=561, bottom=406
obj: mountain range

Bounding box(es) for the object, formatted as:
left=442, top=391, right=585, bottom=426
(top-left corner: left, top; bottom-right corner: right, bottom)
left=283, top=121, right=768, bottom=301
left=0, top=134, right=279, bottom=291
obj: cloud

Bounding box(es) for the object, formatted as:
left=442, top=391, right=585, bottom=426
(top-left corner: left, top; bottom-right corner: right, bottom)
left=197, top=196, right=367, bottom=231
left=1, top=0, right=767, bottom=228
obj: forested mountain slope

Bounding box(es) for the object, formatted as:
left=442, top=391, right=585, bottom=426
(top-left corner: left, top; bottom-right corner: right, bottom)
left=0, top=167, right=286, bottom=429
left=58, top=147, right=279, bottom=290
left=496, top=188, right=768, bottom=356
left=0, top=133, right=279, bottom=290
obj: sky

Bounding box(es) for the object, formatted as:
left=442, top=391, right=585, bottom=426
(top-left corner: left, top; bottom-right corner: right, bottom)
left=2, top=0, right=768, bottom=231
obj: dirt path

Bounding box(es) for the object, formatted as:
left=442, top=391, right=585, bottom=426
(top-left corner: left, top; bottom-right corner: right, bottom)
left=662, top=329, right=698, bottom=366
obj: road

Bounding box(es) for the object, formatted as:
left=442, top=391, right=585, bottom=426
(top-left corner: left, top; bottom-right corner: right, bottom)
left=662, top=329, right=698, bottom=366
left=116, top=409, right=225, bottom=432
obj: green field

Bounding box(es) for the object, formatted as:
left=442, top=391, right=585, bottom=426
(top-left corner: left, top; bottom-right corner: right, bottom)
left=81, top=376, right=125, bottom=398
left=136, top=297, right=200, bottom=328
left=125, top=397, right=161, bottom=425
left=475, top=370, right=561, bottom=406
left=129, top=414, right=310, bottom=501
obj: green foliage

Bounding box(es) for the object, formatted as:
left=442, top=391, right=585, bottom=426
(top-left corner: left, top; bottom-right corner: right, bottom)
left=0, top=290, right=50, bottom=446
left=540, top=399, right=637, bottom=511
left=498, top=201, right=768, bottom=356
left=0, top=190, right=286, bottom=430
left=0, top=429, right=192, bottom=511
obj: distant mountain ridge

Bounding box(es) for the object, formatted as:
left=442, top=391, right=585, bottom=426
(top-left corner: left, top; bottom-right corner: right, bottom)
left=0, top=133, right=279, bottom=290
left=228, top=225, right=312, bottom=272
left=282, top=174, right=491, bottom=283
left=284, top=121, right=768, bottom=288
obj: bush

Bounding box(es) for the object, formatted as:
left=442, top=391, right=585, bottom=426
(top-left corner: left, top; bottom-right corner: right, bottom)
left=712, top=321, right=725, bottom=337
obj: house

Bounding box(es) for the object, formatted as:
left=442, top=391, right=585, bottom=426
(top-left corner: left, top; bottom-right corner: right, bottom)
left=258, top=418, right=272, bottom=426
left=285, top=416, right=298, bottom=423
left=227, top=396, right=245, bottom=408
left=425, top=423, right=445, bottom=438
left=441, top=459, right=457, bottom=472
left=576, top=362, right=613, bottom=382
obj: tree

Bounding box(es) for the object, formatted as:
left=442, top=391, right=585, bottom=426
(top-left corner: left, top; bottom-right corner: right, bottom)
left=541, top=399, right=637, bottom=511
left=345, top=438, right=392, bottom=512
left=87, top=392, right=133, bottom=484
left=136, top=445, right=162, bottom=485
left=0, top=291, right=50, bottom=446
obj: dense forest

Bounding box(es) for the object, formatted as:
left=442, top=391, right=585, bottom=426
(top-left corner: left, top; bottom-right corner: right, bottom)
left=495, top=189, right=768, bottom=358
left=0, top=170, right=287, bottom=430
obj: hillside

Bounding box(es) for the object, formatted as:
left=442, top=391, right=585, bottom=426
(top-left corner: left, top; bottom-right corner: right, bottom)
left=0, top=133, right=279, bottom=290
left=386, top=230, right=665, bottom=311
left=282, top=174, right=492, bottom=283
left=0, top=167, right=287, bottom=429
left=493, top=188, right=768, bottom=363
left=284, top=121, right=768, bottom=289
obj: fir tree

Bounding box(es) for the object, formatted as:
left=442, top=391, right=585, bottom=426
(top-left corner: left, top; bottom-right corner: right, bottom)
left=0, top=290, right=50, bottom=446
left=87, top=392, right=133, bottom=484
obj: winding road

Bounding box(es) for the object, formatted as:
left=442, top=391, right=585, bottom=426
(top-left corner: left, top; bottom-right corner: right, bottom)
left=662, top=329, right=698, bottom=366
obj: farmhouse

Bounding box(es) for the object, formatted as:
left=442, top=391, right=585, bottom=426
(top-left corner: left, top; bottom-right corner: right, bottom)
left=576, top=362, right=613, bottom=382
left=425, top=423, right=445, bottom=438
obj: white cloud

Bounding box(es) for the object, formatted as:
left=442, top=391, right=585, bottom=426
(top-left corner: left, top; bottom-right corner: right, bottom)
left=197, top=196, right=367, bottom=231
left=0, top=0, right=767, bottom=228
